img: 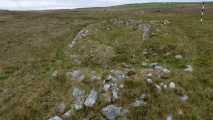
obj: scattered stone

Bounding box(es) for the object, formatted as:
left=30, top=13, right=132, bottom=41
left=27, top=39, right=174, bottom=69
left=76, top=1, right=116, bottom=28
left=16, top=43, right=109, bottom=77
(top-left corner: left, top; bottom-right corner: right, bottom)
left=105, top=75, right=113, bottom=82
left=70, top=55, right=78, bottom=59
left=163, top=68, right=170, bottom=74
left=67, top=70, right=81, bottom=80
left=112, top=90, right=118, bottom=100
left=62, top=110, right=72, bottom=118
left=149, top=63, right=158, bottom=68
left=181, top=94, right=188, bottom=101
left=90, top=75, right=101, bottom=81
left=154, top=65, right=163, bottom=70
left=103, top=84, right=111, bottom=91
left=102, top=105, right=128, bottom=120
left=140, top=94, right=146, bottom=99
left=175, top=55, right=182, bottom=59
left=119, top=84, right=124, bottom=88
left=84, top=89, right=98, bottom=107
left=142, top=62, right=148, bottom=67
left=52, top=70, right=58, bottom=77
left=147, top=73, right=152, bottom=77
left=49, top=116, right=62, bottom=120
left=153, top=53, right=158, bottom=56
left=143, top=51, right=148, bottom=55
left=166, top=115, right=172, bottom=120
left=178, top=110, right=183, bottom=115
left=142, top=25, right=150, bottom=41
left=163, top=85, right=168, bottom=89
left=91, top=70, right=96, bottom=74
left=75, top=99, right=83, bottom=110
left=116, top=71, right=125, bottom=79
left=73, top=88, right=85, bottom=98
left=169, top=82, right=175, bottom=88
left=58, top=103, right=65, bottom=113
left=184, top=65, right=193, bottom=72
left=155, top=84, right=161, bottom=92
left=134, top=100, right=147, bottom=107
left=147, top=78, right=152, bottom=83
left=164, top=20, right=170, bottom=24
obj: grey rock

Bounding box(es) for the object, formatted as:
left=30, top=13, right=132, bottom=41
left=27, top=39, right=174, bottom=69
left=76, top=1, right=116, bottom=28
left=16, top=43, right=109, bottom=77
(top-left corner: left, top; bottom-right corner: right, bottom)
left=70, top=55, right=78, bottom=59
left=73, top=88, right=85, bottom=98
left=84, top=89, right=98, bottom=107
left=175, top=55, right=182, bottom=59
left=163, top=85, right=168, bottom=89
left=163, top=68, right=170, bottom=74
left=147, top=73, right=152, bottom=77
left=102, top=105, right=128, bottom=120
left=181, top=94, right=188, bottom=101
left=134, top=100, right=147, bottom=107
left=166, top=115, right=172, bottom=120
left=116, top=71, right=125, bottom=79
left=154, top=66, right=163, bottom=70
left=52, top=70, right=58, bottom=77
left=155, top=84, right=162, bottom=92
left=169, top=82, right=175, bottom=88
left=103, top=84, right=111, bottom=91
left=149, top=63, right=158, bottom=68
left=119, top=84, right=124, bottom=89
left=140, top=94, right=146, bottom=99
left=75, top=99, right=83, bottom=110
left=142, top=62, right=148, bottom=67
left=58, top=103, right=65, bottom=113
left=91, top=70, right=96, bottom=74
left=112, top=90, right=118, bottom=100
left=184, top=65, right=193, bottom=72
left=147, top=78, right=152, bottom=83
left=67, top=70, right=81, bottom=80
left=62, top=110, right=72, bottom=118
left=49, top=116, right=62, bottom=120
left=90, top=75, right=101, bottom=81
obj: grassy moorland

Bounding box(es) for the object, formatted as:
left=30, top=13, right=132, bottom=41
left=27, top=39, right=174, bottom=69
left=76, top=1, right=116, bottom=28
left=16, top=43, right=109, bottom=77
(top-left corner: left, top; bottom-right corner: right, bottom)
left=0, top=2, right=213, bottom=120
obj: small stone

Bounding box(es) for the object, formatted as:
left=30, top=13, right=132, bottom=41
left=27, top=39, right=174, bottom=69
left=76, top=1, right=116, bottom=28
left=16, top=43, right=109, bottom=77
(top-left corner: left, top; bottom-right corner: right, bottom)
left=70, top=55, right=78, bottom=59
left=73, top=88, right=85, bottom=98
left=178, top=110, right=183, bottom=115
left=184, top=65, right=193, bottom=72
left=134, top=100, right=147, bottom=107
left=155, top=84, right=161, bottom=92
left=175, top=55, right=182, bottom=59
left=52, top=70, right=58, bottom=76
left=169, top=82, right=175, bottom=88
left=166, top=115, right=172, bottom=120
left=154, top=66, right=163, bottom=70
left=181, top=94, right=188, bottom=101
left=91, top=70, right=96, bottom=74
left=84, top=89, right=98, bottom=107
left=102, top=105, right=128, bottom=120
left=58, top=103, right=65, bottom=113
left=142, top=62, right=148, bottom=67
left=119, top=84, right=124, bottom=88
left=149, top=63, right=158, bottom=68
left=49, top=116, right=62, bottom=120
left=90, top=75, right=101, bottom=81
left=143, top=51, right=148, bottom=55
left=75, top=99, right=83, bottom=110
left=103, top=84, right=111, bottom=91
left=147, top=73, right=152, bottom=77
left=147, top=78, right=152, bottom=83
left=62, top=110, right=72, bottom=118
left=116, top=71, right=125, bottom=79
left=140, top=94, right=146, bottom=99
left=163, top=85, right=168, bottom=89
left=112, top=90, right=118, bottom=100
left=163, top=68, right=170, bottom=74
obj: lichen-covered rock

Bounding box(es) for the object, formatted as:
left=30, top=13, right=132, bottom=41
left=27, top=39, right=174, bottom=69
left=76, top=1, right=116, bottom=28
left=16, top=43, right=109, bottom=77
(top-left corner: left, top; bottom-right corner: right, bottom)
left=73, top=88, right=85, bottom=98
left=84, top=89, right=98, bottom=107
left=102, top=105, right=128, bottom=120
left=142, top=62, right=148, bottom=67
left=163, top=68, right=170, bottom=74
left=134, top=100, right=147, bottom=107
left=103, top=84, right=111, bottom=91
left=112, top=90, right=118, bottom=100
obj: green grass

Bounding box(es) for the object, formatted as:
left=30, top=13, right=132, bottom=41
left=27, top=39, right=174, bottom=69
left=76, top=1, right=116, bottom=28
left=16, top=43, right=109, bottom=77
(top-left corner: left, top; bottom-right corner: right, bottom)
left=0, top=2, right=213, bottom=120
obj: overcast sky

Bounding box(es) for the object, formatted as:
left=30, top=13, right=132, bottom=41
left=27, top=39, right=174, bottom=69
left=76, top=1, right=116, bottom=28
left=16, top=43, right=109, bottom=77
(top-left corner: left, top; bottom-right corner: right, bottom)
left=0, top=0, right=210, bottom=10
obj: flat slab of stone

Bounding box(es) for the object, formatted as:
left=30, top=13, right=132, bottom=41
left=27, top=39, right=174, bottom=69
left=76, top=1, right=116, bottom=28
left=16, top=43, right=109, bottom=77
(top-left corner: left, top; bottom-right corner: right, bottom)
left=102, top=105, right=128, bottom=120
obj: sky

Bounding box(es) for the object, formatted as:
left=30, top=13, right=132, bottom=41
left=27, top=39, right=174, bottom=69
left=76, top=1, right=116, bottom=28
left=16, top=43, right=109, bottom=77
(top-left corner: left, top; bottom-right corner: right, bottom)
left=0, top=0, right=210, bottom=10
